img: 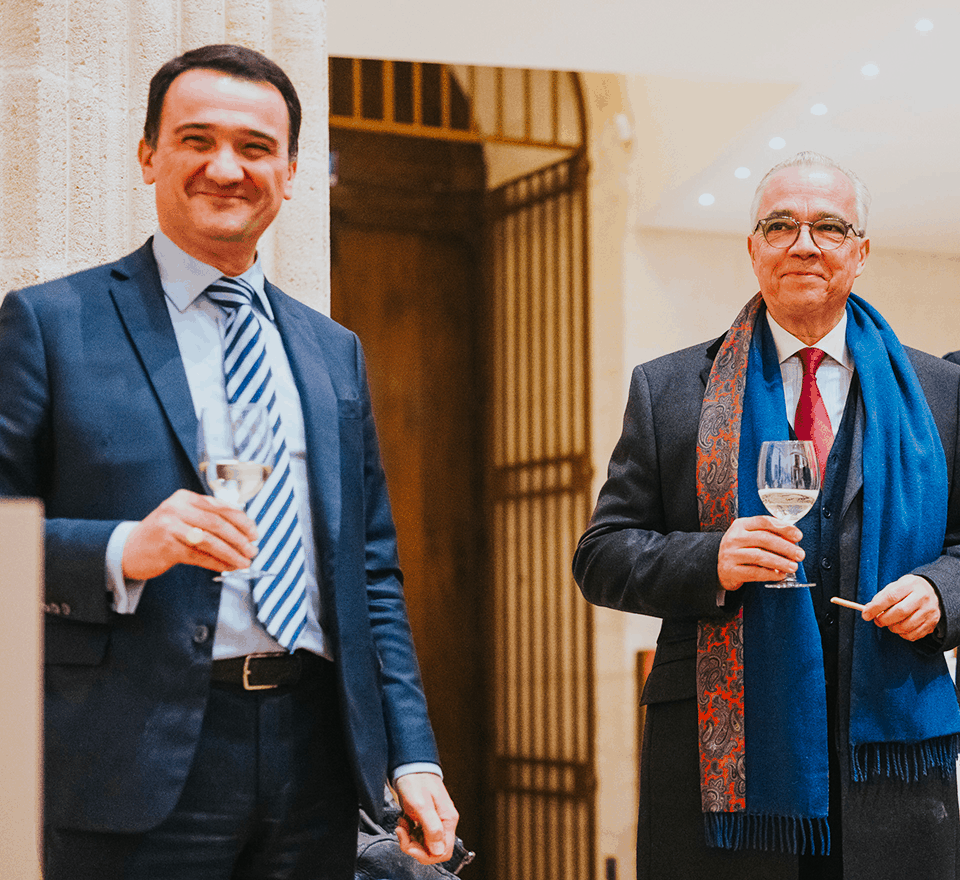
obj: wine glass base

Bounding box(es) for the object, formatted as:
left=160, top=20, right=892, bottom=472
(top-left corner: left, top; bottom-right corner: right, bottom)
left=764, top=581, right=814, bottom=589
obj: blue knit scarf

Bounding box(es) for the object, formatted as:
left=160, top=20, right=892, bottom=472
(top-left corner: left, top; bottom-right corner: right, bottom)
left=701, top=294, right=960, bottom=853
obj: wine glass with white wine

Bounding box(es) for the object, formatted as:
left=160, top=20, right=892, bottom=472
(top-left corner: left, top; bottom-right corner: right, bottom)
left=197, top=404, right=274, bottom=582
left=756, top=439, right=820, bottom=588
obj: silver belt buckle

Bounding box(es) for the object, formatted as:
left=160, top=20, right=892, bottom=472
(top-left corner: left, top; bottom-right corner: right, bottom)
left=242, top=652, right=283, bottom=691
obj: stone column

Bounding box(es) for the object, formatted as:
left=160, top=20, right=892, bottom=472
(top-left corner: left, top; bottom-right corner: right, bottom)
left=269, top=0, right=329, bottom=313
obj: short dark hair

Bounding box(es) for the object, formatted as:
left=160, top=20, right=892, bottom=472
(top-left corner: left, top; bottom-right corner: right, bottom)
left=143, top=44, right=302, bottom=160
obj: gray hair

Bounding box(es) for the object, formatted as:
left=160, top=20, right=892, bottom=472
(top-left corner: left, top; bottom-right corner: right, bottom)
left=750, top=151, right=871, bottom=234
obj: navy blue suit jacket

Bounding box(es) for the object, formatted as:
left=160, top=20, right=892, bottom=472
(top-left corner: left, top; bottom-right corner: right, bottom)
left=0, top=241, right=439, bottom=832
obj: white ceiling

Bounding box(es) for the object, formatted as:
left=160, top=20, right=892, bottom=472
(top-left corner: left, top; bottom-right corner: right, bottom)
left=328, top=0, right=960, bottom=254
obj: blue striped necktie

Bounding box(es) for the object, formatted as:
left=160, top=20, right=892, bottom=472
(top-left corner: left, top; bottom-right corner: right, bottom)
left=205, top=275, right=308, bottom=650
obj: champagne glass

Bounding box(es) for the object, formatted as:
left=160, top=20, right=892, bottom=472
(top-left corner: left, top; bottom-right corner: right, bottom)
left=197, top=404, right=274, bottom=581
left=756, top=439, right=820, bottom=588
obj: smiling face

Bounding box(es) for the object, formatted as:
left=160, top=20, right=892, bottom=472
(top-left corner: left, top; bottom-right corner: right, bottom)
left=747, top=165, right=870, bottom=344
left=138, top=68, right=296, bottom=275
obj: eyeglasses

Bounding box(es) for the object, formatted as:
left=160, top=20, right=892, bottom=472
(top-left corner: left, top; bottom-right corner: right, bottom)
left=753, top=216, right=863, bottom=250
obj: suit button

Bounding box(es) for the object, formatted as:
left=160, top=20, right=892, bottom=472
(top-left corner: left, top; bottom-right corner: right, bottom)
left=821, top=558, right=832, bottom=570
left=823, top=507, right=832, bottom=519
left=193, top=625, right=210, bottom=644
left=824, top=611, right=836, bottom=626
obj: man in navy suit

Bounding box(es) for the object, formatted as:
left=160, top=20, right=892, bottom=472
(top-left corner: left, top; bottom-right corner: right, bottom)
left=0, top=44, right=457, bottom=880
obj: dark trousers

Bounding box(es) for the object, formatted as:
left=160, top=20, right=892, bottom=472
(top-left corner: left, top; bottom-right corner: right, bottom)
left=637, top=697, right=797, bottom=879
left=45, top=657, right=359, bottom=880
left=797, top=678, right=843, bottom=880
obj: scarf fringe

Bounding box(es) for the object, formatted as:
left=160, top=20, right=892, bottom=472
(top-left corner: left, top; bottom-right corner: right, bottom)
left=704, top=811, right=830, bottom=855
left=851, top=733, right=960, bottom=783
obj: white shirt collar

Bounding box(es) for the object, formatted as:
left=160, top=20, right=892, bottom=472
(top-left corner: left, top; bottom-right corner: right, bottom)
left=765, top=308, right=853, bottom=372
left=151, top=229, right=273, bottom=320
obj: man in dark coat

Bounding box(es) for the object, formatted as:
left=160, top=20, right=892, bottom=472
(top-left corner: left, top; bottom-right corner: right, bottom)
left=574, top=152, right=960, bottom=880
left=0, top=44, right=457, bottom=880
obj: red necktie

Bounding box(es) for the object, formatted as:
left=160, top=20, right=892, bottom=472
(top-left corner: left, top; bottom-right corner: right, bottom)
left=794, top=347, right=834, bottom=481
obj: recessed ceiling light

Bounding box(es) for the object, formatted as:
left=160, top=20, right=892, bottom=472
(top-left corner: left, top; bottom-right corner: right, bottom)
left=769, top=137, right=786, bottom=150
left=915, top=18, right=934, bottom=32
left=699, top=193, right=715, bottom=207
left=810, top=103, right=828, bottom=116
left=861, top=63, right=879, bottom=77
left=734, top=167, right=751, bottom=179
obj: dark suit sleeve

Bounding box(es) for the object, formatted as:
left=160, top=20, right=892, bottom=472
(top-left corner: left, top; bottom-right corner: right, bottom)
left=911, top=353, right=960, bottom=651
left=573, top=362, right=728, bottom=621
left=0, top=290, right=117, bottom=623
left=353, top=341, right=440, bottom=770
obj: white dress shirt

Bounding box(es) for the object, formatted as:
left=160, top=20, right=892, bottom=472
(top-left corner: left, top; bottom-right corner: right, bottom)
left=765, top=311, right=853, bottom=433
left=107, top=230, right=331, bottom=660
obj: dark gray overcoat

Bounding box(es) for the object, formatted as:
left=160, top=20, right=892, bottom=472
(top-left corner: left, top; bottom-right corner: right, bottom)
left=574, top=327, right=960, bottom=880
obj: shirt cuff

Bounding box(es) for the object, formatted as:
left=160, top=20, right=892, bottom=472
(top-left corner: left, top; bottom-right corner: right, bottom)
left=106, top=521, right=147, bottom=614
left=392, top=762, right=443, bottom=783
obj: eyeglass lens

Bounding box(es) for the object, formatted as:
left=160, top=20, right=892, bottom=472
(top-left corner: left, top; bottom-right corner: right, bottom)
left=762, top=218, right=850, bottom=250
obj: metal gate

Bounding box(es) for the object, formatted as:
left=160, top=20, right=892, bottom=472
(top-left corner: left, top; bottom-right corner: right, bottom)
left=487, top=152, right=595, bottom=880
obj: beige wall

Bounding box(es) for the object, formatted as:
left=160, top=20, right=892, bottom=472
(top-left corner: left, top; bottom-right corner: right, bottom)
left=583, top=70, right=960, bottom=880
left=581, top=71, right=637, bottom=880
left=618, top=230, right=960, bottom=372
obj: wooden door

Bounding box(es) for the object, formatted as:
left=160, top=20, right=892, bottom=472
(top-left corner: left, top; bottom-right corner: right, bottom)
left=329, top=129, right=487, bottom=867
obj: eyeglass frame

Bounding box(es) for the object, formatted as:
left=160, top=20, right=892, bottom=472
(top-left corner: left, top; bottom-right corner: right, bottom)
left=752, top=215, right=865, bottom=251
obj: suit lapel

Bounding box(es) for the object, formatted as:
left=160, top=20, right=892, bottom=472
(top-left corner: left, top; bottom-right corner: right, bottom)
left=265, top=281, right=342, bottom=548
left=108, top=243, right=202, bottom=485
left=701, top=335, right=726, bottom=387
left=110, top=249, right=343, bottom=550
left=842, top=389, right=866, bottom=520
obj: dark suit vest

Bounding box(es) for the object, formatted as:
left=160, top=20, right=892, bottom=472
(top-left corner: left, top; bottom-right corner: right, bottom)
left=796, top=373, right=859, bottom=697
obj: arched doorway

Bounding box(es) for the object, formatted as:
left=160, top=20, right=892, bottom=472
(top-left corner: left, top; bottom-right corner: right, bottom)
left=329, top=59, right=594, bottom=880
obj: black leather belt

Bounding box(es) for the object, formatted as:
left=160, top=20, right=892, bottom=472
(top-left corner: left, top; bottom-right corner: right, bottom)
left=210, top=650, right=327, bottom=691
